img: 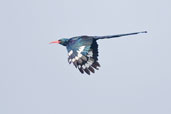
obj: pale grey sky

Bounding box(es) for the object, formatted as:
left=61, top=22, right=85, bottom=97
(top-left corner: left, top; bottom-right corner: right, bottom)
left=0, top=0, right=171, bottom=114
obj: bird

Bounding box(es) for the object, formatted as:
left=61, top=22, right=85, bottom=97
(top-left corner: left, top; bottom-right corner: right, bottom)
left=49, top=31, right=147, bottom=75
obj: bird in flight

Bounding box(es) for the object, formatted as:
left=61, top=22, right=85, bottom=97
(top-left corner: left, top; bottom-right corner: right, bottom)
left=50, top=31, right=147, bottom=75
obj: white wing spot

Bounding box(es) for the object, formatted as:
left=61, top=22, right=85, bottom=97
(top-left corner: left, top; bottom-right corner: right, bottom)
left=68, top=50, right=73, bottom=56
left=77, top=46, right=85, bottom=54
left=72, top=58, right=76, bottom=62
left=87, top=59, right=93, bottom=66
left=82, top=65, right=86, bottom=69
left=87, top=51, right=93, bottom=57
left=78, top=53, right=82, bottom=58
left=75, top=56, right=79, bottom=60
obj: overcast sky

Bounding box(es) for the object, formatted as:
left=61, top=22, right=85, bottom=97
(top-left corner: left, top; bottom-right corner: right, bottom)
left=0, top=0, right=171, bottom=114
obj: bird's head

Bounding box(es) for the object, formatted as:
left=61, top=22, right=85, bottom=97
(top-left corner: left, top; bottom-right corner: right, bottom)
left=49, top=38, right=69, bottom=46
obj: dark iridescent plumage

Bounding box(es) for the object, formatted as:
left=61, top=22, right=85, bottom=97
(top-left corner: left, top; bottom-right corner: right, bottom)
left=50, top=31, right=147, bottom=75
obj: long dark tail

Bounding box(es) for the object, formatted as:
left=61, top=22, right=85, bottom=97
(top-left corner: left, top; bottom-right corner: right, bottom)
left=94, top=31, right=147, bottom=40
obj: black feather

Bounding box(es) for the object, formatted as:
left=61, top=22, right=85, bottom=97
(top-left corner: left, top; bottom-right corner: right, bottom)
left=95, top=61, right=100, bottom=67
left=73, top=61, right=77, bottom=68
left=84, top=68, right=90, bottom=75
left=79, top=67, right=84, bottom=74
left=88, top=66, right=95, bottom=73
left=92, top=63, right=99, bottom=70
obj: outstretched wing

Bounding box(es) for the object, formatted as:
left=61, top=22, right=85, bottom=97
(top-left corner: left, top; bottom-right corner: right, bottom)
left=66, top=36, right=100, bottom=75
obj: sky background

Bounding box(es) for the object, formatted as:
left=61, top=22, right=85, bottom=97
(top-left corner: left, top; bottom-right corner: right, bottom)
left=0, top=0, right=171, bottom=114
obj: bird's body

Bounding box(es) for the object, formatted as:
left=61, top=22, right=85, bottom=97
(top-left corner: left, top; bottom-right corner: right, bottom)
left=50, top=31, right=147, bottom=75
